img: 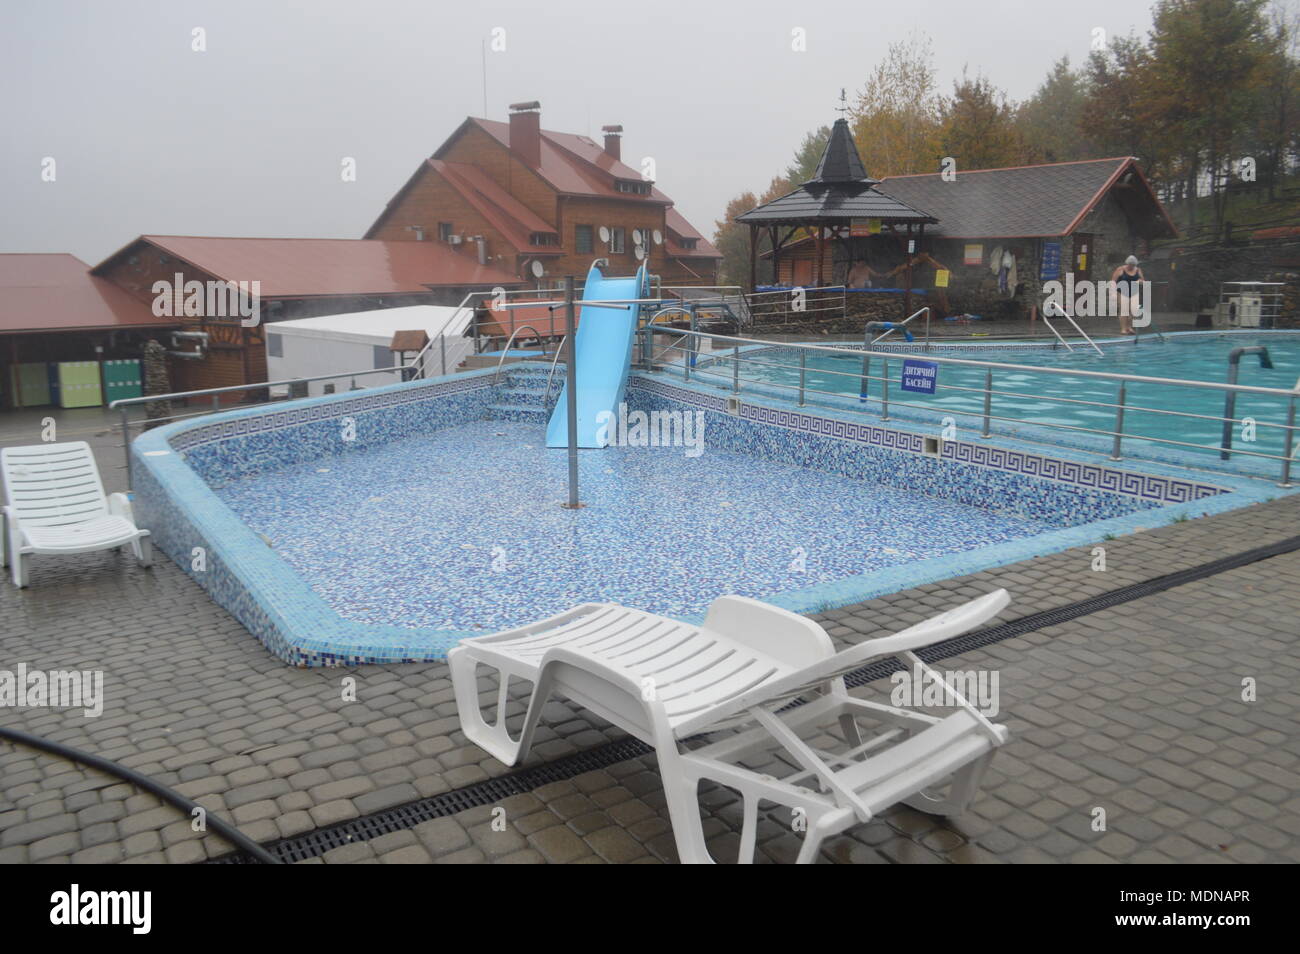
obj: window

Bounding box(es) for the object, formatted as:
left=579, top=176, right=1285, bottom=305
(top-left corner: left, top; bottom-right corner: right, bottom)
left=679, top=238, right=698, bottom=250
left=575, top=224, right=594, bottom=254
left=531, top=232, right=559, bottom=247
left=374, top=345, right=392, bottom=369
left=438, top=222, right=453, bottom=242
left=268, top=333, right=283, bottom=357
left=615, top=180, right=650, bottom=195
left=609, top=227, right=626, bottom=254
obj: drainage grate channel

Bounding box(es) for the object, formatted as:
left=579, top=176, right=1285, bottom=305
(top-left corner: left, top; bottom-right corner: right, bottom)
left=209, top=533, right=1300, bottom=864
left=209, top=737, right=653, bottom=864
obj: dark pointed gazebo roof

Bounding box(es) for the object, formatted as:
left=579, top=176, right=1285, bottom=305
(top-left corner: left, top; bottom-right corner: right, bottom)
left=736, top=118, right=936, bottom=226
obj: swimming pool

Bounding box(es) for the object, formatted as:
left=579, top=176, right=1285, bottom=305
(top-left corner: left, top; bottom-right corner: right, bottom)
left=131, top=363, right=1259, bottom=666
left=731, top=332, right=1300, bottom=472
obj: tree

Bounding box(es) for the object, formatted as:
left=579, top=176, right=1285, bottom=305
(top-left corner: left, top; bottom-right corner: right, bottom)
left=713, top=177, right=791, bottom=289
left=938, top=70, right=1029, bottom=170
left=714, top=191, right=759, bottom=288
left=786, top=125, right=831, bottom=183
left=1017, top=56, right=1094, bottom=162
left=850, top=33, right=944, bottom=176
left=1144, top=0, right=1272, bottom=235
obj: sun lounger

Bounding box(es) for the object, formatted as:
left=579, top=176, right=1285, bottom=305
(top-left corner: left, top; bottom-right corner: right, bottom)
left=450, top=589, right=1010, bottom=863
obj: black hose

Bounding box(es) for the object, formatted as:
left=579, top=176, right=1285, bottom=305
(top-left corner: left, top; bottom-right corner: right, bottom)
left=0, top=725, right=281, bottom=864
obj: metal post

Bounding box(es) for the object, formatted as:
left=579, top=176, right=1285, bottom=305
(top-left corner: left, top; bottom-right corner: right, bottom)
left=685, top=306, right=696, bottom=382
left=1110, top=382, right=1126, bottom=460
left=563, top=276, right=580, bottom=509
left=732, top=344, right=740, bottom=393
left=439, top=335, right=447, bottom=377
left=880, top=359, right=889, bottom=421
left=1281, top=397, right=1296, bottom=488
left=211, top=394, right=219, bottom=413
left=859, top=355, right=870, bottom=403
left=798, top=350, right=807, bottom=407
left=981, top=369, right=992, bottom=437
left=122, top=405, right=133, bottom=488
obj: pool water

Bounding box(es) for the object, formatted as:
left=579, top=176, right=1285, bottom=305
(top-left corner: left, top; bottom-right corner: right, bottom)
left=744, top=334, right=1299, bottom=466
left=213, top=420, right=1058, bottom=633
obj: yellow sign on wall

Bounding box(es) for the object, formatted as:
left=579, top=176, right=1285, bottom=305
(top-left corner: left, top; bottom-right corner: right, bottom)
left=935, top=269, right=950, bottom=288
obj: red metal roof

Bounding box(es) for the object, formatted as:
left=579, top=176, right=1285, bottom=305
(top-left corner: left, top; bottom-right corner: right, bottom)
left=94, top=236, right=523, bottom=298
left=665, top=208, right=722, bottom=259
left=460, top=118, right=672, bottom=204
left=429, top=160, right=561, bottom=253
left=0, top=254, right=178, bottom=335
left=476, top=302, right=577, bottom=338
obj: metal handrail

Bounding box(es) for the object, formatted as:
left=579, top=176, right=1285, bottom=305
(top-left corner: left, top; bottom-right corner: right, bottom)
left=543, top=335, right=567, bottom=403
left=870, top=307, right=931, bottom=347
left=1044, top=300, right=1104, bottom=356
left=491, top=324, right=549, bottom=383
left=644, top=325, right=1300, bottom=485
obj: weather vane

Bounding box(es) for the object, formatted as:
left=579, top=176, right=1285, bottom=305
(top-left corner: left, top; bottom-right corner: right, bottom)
left=836, top=88, right=848, bottom=117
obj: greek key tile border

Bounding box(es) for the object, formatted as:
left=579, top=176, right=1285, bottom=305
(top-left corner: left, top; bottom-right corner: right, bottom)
left=169, top=375, right=493, bottom=452
left=628, top=375, right=1226, bottom=503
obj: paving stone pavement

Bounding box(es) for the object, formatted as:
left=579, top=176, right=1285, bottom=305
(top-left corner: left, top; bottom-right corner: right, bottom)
left=1, top=489, right=1297, bottom=864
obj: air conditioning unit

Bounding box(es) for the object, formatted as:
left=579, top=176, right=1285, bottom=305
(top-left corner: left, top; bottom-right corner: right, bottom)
left=447, top=234, right=463, bottom=245
left=1235, top=294, right=1263, bottom=328
left=1219, top=295, right=1263, bottom=328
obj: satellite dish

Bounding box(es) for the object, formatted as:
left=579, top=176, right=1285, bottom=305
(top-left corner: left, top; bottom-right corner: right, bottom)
left=652, top=230, right=663, bottom=246
left=598, top=226, right=610, bottom=243
left=633, top=229, right=644, bottom=246
left=634, top=246, right=645, bottom=261
left=530, top=260, right=545, bottom=278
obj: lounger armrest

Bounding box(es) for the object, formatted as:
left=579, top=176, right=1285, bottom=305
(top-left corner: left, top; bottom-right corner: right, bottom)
left=1, top=505, right=21, bottom=533
left=108, top=493, right=134, bottom=522
left=703, top=596, right=835, bottom=668
left=864, top=589, right=1011, bottom=658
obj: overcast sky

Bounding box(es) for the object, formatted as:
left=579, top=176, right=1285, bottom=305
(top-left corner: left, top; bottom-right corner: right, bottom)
left=2, top=0, right=1157, bottom=265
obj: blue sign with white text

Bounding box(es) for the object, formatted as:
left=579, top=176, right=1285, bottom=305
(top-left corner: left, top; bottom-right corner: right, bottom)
left=900, top=359, right=939, bottom=394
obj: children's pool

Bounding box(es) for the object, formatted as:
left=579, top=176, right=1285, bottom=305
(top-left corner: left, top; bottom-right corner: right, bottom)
left=739, top=333, right=1300, bottom=469
left=212, top=420, right=1061, bottom=633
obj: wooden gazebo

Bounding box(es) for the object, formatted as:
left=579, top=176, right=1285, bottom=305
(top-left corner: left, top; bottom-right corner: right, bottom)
left=736, top=118, right=937, bottom=305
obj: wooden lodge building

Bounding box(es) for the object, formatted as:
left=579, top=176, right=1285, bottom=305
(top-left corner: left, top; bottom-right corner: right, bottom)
left=3, top=102, right=719, bottom=407
left=368, top=102, right=721, bottom=287
left=740, top=118, right=1177, bottom=321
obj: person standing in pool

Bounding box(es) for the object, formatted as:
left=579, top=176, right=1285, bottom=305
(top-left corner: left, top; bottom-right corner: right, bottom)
left=1110, top=255, right=1145, bottom=335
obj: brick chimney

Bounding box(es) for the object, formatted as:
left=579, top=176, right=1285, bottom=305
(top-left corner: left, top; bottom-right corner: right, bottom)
left=601, top=124, right=623, bottom=161
left=509, top=101, right=541, bottom=168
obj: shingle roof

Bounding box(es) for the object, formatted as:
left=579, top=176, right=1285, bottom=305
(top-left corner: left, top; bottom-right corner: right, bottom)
left=94, top=236, right=523, bottom=298
left=810, top=118, right=876, bottom=184
left=875, top=157, right=1176, bottom=239
left=0, top=254, right=177, bottom=335
left=736, top=118, right=935, bottom=226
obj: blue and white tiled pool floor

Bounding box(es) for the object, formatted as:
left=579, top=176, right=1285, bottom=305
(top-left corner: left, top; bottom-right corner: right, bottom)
left=214, top=420, right=1060, bottom=633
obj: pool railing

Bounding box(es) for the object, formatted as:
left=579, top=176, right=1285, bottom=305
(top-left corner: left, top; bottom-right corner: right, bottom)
left=642, top=325, right=1300, bottom=487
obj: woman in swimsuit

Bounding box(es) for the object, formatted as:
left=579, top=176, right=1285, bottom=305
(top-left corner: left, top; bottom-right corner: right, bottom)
left=1110, top=255, right=1144, bottom=335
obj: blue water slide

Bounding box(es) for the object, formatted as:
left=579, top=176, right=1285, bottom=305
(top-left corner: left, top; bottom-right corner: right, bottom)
left=546, top=263, right=647, bottom=448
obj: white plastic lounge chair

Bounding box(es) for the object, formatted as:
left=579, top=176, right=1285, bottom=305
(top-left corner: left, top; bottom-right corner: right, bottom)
left=450, top=589, right=1010, bottom=863
left=1, top=441, right=151, bottom=588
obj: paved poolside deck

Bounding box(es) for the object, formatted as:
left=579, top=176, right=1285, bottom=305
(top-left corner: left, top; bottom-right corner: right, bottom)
left=2, top=459, right=1296, bottom=864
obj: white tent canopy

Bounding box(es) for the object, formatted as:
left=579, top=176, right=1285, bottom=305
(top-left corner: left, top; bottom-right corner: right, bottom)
left=265, top=304, right=472, bottom=396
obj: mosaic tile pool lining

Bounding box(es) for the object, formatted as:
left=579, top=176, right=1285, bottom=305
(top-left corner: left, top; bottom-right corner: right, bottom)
left=132, top=361, right=1264, bottom=667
